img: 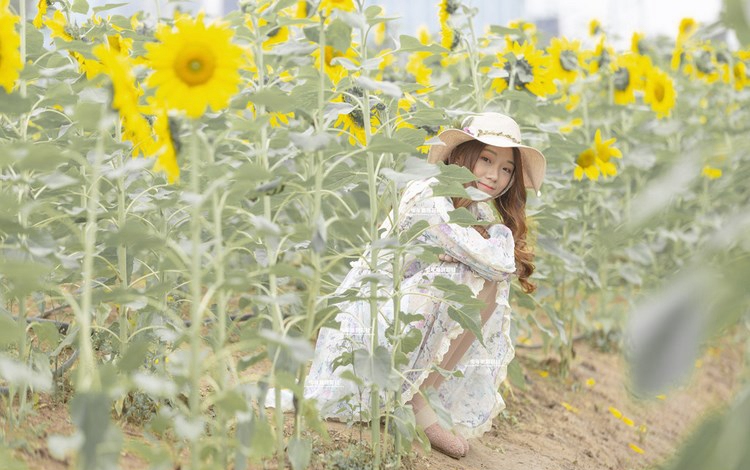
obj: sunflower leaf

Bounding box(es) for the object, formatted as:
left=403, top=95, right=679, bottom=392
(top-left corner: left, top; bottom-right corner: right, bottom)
left=396, top=35, right=447, bottom=53
left=326, top=19, right=353, bottom=52
left=354, top=76, right=402, bottom=98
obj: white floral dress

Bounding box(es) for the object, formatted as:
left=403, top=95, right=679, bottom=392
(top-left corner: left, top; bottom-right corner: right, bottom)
left=303, top=176, right=516, bottom=438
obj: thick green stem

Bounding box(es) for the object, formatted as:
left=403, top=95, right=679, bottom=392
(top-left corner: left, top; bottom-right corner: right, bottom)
left=295, top=14, right=328, bottom=441
left=252, top=23, right=286, bottom=463
left=19, top=0, right=27, bottom=100
left=467, top=14, right=484, bottom=111
left=188, top=121, right=204, bottom=470
left=117, top=137, right=129, bottom=350
left=78, top=113, right=107, bottom=392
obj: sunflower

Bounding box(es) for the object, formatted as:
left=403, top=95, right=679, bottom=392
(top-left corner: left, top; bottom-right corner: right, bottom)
left=491, top=41, right=556, bottom=98
left=701, top=165, right=721, bottom=180
left=244, top=4, right=291, bottom=51
left=643, top=67, right=676, bottom=119
left=592, top=129, right=621, bottom=177
left=145, top=13, right=243, bottom=118
left=440, top=20, right=460, bottom=51
left=33, top=0, right=47, bottom=28
left=546, top=37, right=582, bottom=84
left=732, top=60, right=748, bottom=91
left=584, top=38, right=615, bottom=74
left=44, top=9, right=73, bottom=42
left=677, top=18, right=697, bottom=44
left=395, top=93, right=416, bottom=130
left=683, top=43, right=720, bottom=84
left=319, top=0, right=355, bottom=16
left=312, top=45, right=358, bottom=86
left=560, top=118, right=583, bottom=134
left=589, top=19, right=602, bottom=36
left=374, top=20, right=386, bottom=47
left=93, top=44, right=139, bottom=115
left=374, top=48, right=395, bottom=81
left=333, top=90, right=380, bottom=146
left=612, top=53, right=645, bottom=105
left=631, top=32, right=645, bottom=54
left=405, top=27, right=433, bottom=92
left=438, top=0, right=460, bottom=25
left=295, top=0, right=312, bottom=18
left=574, top=148, right=599, bottom=181
left=152, top=110, right=180, bottom=183
left=93, top=43, right=156, bottom=157
left=0, top=1, right=22, bottom=93
left=508, top=20, right=537, bottom=43
left=247, top=103, right=294, bottom=128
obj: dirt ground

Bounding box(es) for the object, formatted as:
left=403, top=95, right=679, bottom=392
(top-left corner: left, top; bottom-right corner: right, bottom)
left=3, top=330, right=746, bottom=470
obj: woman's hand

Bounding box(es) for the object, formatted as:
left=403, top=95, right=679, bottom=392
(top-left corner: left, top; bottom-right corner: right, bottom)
left=438, top=253, right=458, bottom=263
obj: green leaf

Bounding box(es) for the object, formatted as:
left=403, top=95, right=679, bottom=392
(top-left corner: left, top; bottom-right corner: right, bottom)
left=72, top=0, right=90, bottom=14
left=381, top=156, right=439, bottom=184
left=326, top=19, right=353, bottom=52
left=0, top=310, right=22, bottom=347
left=247, top=88, right=296, bottom=113
left=30, top=321, right=60, bottom=350
left=397, top=34, right=447, bottom=53
left=448, top=207, right=490, bottom=227
left=353, top=345, right=399, bottom=390
left=244, top=418, right=275, bottom=463
left=303, top=26, right=320, bottom=44
left=214, top=390, right=249, bottom=414
left=118, top=337, right=151, bottom=373
left=70, top=392, right=122, bottom=470
left=92, top=3, right=129, bottom=13
left=367, top=134, right=421, bottom=154
left=506, top=358, right=527, bottom=391
left=0, top=90, right=33, bottom=115
left=364, top=5, right=383, bottom=19
left=287, top=437, right=312, bottom=470
left=354, top=76, right=402, bottom=98
left=74, top=101, right=106, bottom=131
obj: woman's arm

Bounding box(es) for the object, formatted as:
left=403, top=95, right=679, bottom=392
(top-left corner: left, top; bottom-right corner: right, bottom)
left=400, top=179, right=516, bottom=282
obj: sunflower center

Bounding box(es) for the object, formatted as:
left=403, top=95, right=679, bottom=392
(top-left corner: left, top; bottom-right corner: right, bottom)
left=695, top=50, right=715, bottom=74
left=174, top=45, right=216, bottom=86
left=614, top=67, right=630, bottom=91
left=559, top=50, right=578, bottom=72
left=577, top=149, right=595, bottom=168
left=444, top=0, right=459, bottom=15
left=653, top=82, right=665, bottom=102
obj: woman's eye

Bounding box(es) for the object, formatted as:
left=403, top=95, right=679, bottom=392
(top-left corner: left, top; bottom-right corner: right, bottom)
left=481, top=156, right=491, bottom=163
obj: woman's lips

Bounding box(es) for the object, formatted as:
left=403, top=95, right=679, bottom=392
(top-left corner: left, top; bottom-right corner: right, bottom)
left=479, top=182, right=494, bottom=191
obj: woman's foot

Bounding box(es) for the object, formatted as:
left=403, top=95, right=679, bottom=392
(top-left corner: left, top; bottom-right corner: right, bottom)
left=424, top=422, right=465, bottom=459
left=457, top=433, right=469, bottom=456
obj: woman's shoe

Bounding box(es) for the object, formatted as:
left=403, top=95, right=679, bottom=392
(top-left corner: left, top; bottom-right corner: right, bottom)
left=423, top=423, right=465, bottom=459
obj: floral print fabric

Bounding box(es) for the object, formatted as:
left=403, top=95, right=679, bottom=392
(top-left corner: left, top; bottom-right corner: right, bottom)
left=303, top=176, right=517, bottom=438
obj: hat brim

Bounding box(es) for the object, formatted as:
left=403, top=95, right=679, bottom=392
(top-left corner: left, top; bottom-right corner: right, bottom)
left=427, top=129, right=546, bottom=194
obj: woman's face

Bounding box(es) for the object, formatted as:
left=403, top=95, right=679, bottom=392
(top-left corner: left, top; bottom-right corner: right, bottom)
left=471, top=145, right=515, bottom=200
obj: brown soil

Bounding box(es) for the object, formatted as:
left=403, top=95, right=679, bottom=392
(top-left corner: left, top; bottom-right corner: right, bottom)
left=2, top=332, right=745, bottom=469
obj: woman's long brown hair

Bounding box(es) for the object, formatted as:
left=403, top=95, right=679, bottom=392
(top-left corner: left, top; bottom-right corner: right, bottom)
left=446, top=140, right=536, bottom=293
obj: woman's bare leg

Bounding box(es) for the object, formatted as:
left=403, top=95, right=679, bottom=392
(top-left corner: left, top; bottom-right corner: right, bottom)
left=409, top=279, right=498, bottom=457
left=421, top=279, right=498, bottom=391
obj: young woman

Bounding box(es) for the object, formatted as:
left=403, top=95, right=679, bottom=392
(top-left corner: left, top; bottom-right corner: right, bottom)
left=303, top=112, right=545, bottom=459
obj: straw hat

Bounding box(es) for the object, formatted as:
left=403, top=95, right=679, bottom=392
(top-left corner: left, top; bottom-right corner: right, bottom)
left=427, top=112, right=546, bottom=196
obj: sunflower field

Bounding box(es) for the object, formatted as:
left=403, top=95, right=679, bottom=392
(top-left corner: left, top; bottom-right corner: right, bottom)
left=1, top=0, right=749, bottom=468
